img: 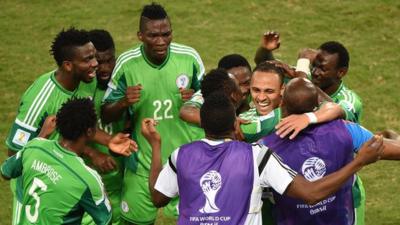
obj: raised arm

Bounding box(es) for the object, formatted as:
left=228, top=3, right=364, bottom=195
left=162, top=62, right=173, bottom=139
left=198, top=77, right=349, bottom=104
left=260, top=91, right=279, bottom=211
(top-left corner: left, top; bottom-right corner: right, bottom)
left=254, top=31, right=280, bottom=65
left=141, top=118, right=172, bottom=207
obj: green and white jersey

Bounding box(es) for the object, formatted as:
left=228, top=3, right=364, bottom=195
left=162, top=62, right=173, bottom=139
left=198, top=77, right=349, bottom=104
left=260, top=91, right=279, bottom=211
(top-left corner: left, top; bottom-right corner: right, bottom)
left=5, top=71, right=97, bottom=152
left=1, top=138, right=111, bottom=225
left=330, top=82, right=362, bottom=123
left=90, top=86, right=126, bottom=192
left=184, top=90, right=204, bottom=108
left=104, top=43, right=204, bottom=177
left=239, top=108, right=281, bottom=143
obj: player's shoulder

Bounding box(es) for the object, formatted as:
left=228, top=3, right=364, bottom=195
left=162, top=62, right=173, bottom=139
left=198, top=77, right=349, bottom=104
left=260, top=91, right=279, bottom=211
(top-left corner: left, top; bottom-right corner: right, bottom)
left=24, top=137, right=54, bottom=149
left=23, top=70, right=55, bottom=95
left=115, top=45, right=143, bottom=65
left=75, top=159, right=106, bottom=201
left=339, top=83, right=362, bottom=104
left=170, top=42, right=202, bottom=60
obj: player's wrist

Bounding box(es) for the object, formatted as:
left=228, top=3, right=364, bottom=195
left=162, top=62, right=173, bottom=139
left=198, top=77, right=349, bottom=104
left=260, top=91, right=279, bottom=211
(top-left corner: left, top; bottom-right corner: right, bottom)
left=305, top=112, right=317, bottom=124
left=295, top=58, right=310, bottom=75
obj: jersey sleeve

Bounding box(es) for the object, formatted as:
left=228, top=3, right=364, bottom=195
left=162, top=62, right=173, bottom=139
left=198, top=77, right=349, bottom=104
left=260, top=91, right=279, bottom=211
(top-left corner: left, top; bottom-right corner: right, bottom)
left=103, top=65, right=128, bottom=103
left=257, top=145, right=297, bottom=194
left=1, top=150, right=24, bottom=179
left=5, top=82, right=49, bottom=152
left=80, top=188, right=112, bottom=225
left=183, top=90, right=204, bottom=108
left=344, top=122, right=373, bottom=152
left=337, top=95, right=363, bottom=123
left=154, top=148, right=179, bottom=198
left=189, top=49, right=205, bottom=92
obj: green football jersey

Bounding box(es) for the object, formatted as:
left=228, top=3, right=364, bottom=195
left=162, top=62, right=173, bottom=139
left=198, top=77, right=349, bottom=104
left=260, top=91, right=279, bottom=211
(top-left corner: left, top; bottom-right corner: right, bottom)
left=90, top=86, right=125, bottom=191
left=330, top=82, right=362, bottom=123
left=239, top=108, right=281, bottom=143
left=1, top=138, right=111, bottom=225
left=5, top=71, right=97, bottom=152
left=104, top=43, right=204, bottom=177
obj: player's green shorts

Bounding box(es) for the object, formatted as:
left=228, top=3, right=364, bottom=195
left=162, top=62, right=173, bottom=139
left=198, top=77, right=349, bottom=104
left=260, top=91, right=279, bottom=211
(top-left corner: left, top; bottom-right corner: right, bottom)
left=120, top=170, right=178, bottom=225
left=353, top=175, right=365, bottom=225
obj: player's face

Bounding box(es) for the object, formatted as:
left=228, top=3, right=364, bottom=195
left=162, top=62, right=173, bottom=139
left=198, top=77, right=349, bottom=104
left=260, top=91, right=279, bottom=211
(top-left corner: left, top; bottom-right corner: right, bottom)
left=70, top=42, right=98, bottom=83
left=138, top=19, right=172, bottom=65
left=228, top=78, right=243, bottom=110
left=311, top=50, right=341, bottom=90
left=95, top=48, right=116, bottom=87
left=227, top=66, right=251, bottom=100
left=250, top=71, right=283, bottom=116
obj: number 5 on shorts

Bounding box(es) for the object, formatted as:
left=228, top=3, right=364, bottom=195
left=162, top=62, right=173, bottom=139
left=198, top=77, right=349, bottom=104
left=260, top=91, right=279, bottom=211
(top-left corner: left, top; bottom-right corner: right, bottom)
left=25, top=177, right=47, bottom=223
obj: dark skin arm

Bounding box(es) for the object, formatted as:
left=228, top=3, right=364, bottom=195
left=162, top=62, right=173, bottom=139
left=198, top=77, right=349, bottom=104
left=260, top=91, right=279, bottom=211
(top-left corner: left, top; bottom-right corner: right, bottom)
left=101, top=84, right=142, bottom=124
left=284, top=135, right=384, bottom=205
left=141, top=118, right=172, bottom=208
left=179, top=105, right=201, bottom=126
left=381, top=138, right=400, bottom=160
left=254, top=31, right=280, bottom=65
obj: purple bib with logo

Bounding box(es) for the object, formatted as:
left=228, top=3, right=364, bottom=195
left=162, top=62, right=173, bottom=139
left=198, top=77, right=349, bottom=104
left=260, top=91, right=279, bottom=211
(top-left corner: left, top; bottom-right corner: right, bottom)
left=176, top=140, right=254, bottom=225
left=260, top=120, right=355, bottom=225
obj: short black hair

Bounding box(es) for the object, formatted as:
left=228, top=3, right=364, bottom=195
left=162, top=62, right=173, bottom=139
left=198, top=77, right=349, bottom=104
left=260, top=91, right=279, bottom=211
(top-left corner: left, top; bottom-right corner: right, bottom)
left=201, top=69, right=238, bottom=99
left=88, top=29, right=115, bottom=52
left=50, top=27, right=91, bottom=66
left=218, top=54, right=251, bottom=71
left=201, top=92, right=236, bottom=136
left=56, top=98, right=97, bottom=141
left=139, top=3, right=169, bottom=31
left=319, top=41, right=349, bottom=69
left=253, top=61, right=285, bottom=85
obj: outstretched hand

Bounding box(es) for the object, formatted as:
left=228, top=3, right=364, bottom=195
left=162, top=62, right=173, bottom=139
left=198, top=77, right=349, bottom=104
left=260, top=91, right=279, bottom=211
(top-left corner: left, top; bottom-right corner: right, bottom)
left=108, top=133, right=138, bottom=156
left=141, top=118, right=161, bottom=146
left=262, top=31, right=280, bottom=51
left=356, top=135, right=385, bottom=166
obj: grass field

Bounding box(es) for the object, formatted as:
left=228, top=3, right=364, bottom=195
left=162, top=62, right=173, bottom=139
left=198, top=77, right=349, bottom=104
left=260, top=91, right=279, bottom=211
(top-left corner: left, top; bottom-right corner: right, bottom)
left=0, top=0, right=399, bottom=224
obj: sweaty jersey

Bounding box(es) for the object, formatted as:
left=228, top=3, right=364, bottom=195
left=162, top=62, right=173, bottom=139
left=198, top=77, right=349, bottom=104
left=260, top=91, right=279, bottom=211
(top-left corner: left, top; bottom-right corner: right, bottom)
left=1, top=138, right=111, bottom=225
left=239, top=108, right=281, bottom=143
left=6, top=71, right=97, bottom=152
left=330, top=82, right=362, bottom=123
left=104, top=43, right=205, bottom=177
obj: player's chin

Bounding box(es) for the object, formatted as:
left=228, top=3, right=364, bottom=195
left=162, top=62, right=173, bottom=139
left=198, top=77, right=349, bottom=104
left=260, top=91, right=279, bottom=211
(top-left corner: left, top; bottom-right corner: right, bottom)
left=82, top=76, right=95, bottom=83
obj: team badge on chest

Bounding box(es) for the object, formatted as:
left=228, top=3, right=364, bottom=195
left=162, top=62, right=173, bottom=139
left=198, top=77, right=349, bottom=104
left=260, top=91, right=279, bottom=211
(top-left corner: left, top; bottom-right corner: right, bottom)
left=176, top=74, right=190, bottom=89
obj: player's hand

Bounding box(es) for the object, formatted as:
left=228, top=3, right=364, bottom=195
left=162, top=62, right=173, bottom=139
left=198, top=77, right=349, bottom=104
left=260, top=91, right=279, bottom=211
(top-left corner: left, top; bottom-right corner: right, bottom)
left=356, top=135, right=385, bottom=166
left=234, top=117, right=249, bottom=141
left=108, top=133, right=138, bottom=156
left=298, top=48, right=318, bottom=63
left=261, top=31, right=280, bottom=51
left=275, top=114, right=310, bottom=139
left=38, top=115, right=56, bottom=138
left=91, top=150, right=117, bottom=173
left=141, top=118, right=161, bottom=146
left=180, top=88, right=195, bottom=102
left=122, top=84, right=142, bottom=107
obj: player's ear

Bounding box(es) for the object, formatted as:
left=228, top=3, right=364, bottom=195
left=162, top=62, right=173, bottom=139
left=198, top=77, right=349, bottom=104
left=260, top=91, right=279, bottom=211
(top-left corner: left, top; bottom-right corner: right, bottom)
left=86, top=127, right=96, bottom=140
left=62, top=61, right=73, bottom=72
left=137, top=31, right=143, bottom=42
left=337, top=68, right=348, bottom=79
left=280, top=84, right=285, bottom=96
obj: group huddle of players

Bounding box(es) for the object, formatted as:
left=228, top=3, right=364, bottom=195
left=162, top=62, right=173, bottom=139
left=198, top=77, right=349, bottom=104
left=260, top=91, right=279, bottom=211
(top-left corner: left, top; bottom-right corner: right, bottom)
left=2, top=2, right=400, bottom=225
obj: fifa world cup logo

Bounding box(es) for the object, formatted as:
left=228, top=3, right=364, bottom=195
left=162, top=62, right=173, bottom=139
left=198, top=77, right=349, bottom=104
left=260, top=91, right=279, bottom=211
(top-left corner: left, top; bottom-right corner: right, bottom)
left=199, top=170, right=222, bottom=213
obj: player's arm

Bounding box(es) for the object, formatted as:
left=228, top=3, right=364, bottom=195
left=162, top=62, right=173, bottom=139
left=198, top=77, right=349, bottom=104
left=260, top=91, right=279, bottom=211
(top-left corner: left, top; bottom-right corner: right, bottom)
left=275, top=102, right=345, bottom=139
left=101, top=70, right=142, bottom=124
left=80, top=185, right=112, bottom=225
left=284, top=135, right=383, bottom=205
left=179, top=90, right=203, bottom=126
left=1, top=150, right=24, bottom=180
left=254, top=31, right=279, bottom=65
left=141, top=118, right=175, bottom=207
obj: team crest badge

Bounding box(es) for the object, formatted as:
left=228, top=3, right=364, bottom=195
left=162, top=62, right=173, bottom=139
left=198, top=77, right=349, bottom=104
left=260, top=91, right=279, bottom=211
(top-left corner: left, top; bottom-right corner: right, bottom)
left=302, top=157, right=326, bottom=181
left=176, top=74, right=189, bottom=89
left=12, top=129, right=30, bottom=146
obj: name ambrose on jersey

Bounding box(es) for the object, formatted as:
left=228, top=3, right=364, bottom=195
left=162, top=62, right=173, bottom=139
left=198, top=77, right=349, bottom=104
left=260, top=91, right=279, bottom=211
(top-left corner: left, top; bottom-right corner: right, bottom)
left=31, top=159, right=62, bottom=184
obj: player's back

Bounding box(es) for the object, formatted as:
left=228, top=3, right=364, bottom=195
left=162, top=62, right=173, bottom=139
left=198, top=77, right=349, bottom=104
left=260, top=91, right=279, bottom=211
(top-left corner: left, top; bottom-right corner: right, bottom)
left=16, top=138, right=111, bottom=225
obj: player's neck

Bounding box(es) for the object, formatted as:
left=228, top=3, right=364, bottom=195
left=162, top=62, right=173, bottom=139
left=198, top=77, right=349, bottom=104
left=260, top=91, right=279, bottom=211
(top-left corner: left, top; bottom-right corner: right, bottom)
left=55, top=69, right=80, bottom=92
left=59, top=138, right=84, bottom=156
left=323, top=82, right=341, bottom=96
left=206, top=132, right=235, bottom=141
